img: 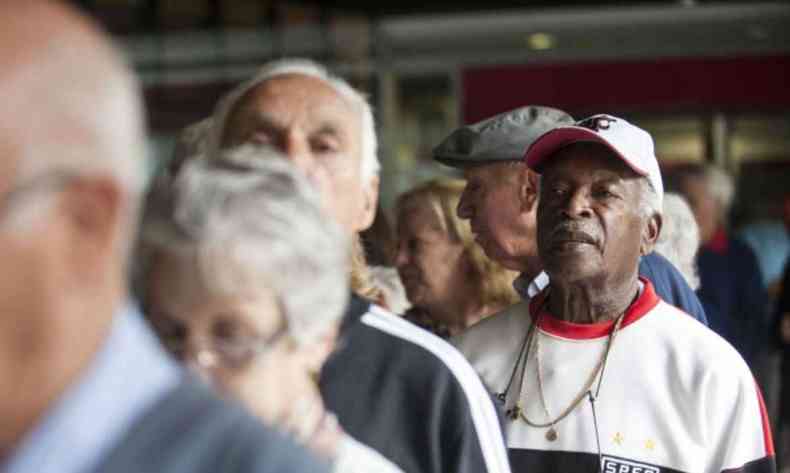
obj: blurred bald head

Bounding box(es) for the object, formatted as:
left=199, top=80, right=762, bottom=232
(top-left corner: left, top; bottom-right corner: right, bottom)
left=0, top=0, right=146, bottom=200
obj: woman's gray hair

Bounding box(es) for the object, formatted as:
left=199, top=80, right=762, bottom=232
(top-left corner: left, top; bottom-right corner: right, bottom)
left=640, top=177, right=663, bottom=221
left=207, top=58, right=379, bottom=182
left=654, top=192, right=700, bottom=290
left=136, top=145, right=350, bottom=346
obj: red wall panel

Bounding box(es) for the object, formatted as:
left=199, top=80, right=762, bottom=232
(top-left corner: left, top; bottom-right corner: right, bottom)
left=463, top=55, right=790, bottom=123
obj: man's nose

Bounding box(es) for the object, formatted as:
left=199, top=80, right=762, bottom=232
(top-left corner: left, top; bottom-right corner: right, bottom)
left=279, top=133, right=312, bottom=171
left=394, top=239, right=409, bottom=267
left=561, top=190, right=593, bottom=219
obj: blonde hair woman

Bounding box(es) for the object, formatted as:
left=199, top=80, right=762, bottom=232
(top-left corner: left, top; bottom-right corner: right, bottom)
left=395, top=178, right=519, bottom=337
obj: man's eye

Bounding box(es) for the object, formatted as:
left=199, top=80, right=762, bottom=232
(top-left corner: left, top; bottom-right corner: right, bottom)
left=212, top=318, right=247, bottom=344
left=549, top=186, right=566, bottom=196
left=311, top=137, right=339, bottom=154
left=250, top=132, right=274, bottom=145
left=593, top=189, right=616, bottom=199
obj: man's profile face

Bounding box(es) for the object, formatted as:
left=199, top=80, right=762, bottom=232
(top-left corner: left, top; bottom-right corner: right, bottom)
left=220, top=73, right=371, bottom=233
left=457, top=162, right=537, bottom=271
left=537, top=143, right=646, bottom=286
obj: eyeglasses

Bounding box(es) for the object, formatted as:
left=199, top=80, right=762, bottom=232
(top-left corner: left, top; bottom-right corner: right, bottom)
left=159, top=325, right=289, bottom=370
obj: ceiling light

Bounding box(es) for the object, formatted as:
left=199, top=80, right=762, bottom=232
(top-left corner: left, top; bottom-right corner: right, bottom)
left=527, top=33, right=555, bottom=51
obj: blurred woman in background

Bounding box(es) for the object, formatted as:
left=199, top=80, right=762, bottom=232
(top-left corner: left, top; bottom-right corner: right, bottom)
left=654, top=192, right=701, bottom=290
left=671, top=163, right=768, bottom=364
left=135, top=146, right=402, bottom=473
left=395, top=178, right=519, bottom=337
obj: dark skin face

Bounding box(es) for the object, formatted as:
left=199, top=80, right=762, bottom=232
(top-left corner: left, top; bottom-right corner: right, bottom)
left=537, top=143, right=661, bottom=322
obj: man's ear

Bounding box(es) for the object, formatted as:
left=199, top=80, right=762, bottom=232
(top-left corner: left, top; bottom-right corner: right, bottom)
left=355, top=175, right=379, bottom=232
left=520, top=167, right=540, bottom=213
left=640, top=212, right=662, bottom=256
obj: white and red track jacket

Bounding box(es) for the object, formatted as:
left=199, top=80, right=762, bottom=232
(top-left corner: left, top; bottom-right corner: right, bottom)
left=454, top=279, right=775, bottom=473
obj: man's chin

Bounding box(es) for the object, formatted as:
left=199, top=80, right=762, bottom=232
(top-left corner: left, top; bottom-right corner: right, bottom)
left=481, top=243, right=524, bottom=272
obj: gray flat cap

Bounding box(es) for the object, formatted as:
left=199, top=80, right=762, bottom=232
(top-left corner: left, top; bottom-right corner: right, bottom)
left=433, top=105, right=574, bottom=168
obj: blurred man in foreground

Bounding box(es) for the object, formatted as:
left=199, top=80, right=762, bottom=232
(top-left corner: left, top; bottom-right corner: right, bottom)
left=205, top=58, right=511, bottom=473
left=0, top=2, right=327, bottom=472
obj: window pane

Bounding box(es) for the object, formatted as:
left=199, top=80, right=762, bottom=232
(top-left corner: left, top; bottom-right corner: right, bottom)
left=730, top=114, right=790, bottom=163
left=631, top=115, right=706, bottom=164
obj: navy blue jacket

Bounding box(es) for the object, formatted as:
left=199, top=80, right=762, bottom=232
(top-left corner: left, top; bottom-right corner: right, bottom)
left=696, top=231, right=768, bottom=365
left=640, top=252, right=708, bottom=326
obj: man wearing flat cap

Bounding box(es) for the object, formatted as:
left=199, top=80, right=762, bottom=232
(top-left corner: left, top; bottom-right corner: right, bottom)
left=451, top=114, right=774, bottom=472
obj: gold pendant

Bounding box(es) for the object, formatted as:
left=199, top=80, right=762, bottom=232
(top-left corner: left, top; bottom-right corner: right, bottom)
left=546, top=427, right=558, bottom=442
left=507, top=405, right=522, bottom=420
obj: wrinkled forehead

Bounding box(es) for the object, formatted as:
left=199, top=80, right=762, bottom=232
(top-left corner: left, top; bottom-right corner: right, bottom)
left=229, top=74, right=361, bottom=131
left=398, top=196, right=445, bottom=229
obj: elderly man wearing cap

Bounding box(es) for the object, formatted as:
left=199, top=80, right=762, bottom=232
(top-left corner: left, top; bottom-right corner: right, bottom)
left=434, top=106, right=707, bottom=324
left=453, top=114, right=774, bottom=472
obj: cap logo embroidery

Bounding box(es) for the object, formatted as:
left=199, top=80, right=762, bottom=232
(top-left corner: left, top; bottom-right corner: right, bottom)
left=579, top=116, right=616, bottom=131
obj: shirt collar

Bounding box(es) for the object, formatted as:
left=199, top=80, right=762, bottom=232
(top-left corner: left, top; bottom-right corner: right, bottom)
left=528, top=277, right=657, bottom=340
left=513, top=271, right=550, bottom=300
left=3, top=304, right=180, bottom=473
left=705, top=227, right=729, bottom=253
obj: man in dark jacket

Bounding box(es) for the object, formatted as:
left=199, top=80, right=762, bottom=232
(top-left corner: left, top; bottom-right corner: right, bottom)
left=208, top=58, right=511, bottom=473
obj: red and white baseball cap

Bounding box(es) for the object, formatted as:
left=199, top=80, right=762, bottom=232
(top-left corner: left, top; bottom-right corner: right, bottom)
left=523, top=114, right=663, bottom=205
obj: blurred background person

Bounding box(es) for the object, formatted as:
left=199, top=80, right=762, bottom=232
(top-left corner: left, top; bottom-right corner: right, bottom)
left=740, top=218, right=790, bottom=303
left=774, top=193, right=790, bottom=471
left=361, top=206, right=411, bottom=315
left=671, top=163, right=769, bottom=365
left=361, top=205, right=397, bottom=267
left=0, top=2, right=326, bottom=473
left=654, top=192, right=701, bottom=291
left=395, top=178, right=519, bottom=337
left=136, top=147, right=402, bottom=473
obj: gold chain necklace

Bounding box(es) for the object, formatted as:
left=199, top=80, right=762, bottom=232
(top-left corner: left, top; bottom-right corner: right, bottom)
left=511, top=309, right=626, bottom=442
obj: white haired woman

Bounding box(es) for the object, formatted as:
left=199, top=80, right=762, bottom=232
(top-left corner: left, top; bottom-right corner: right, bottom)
left=654, top=192, right=701, bottom=290
left=135, top=145, right=402, bottom=473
